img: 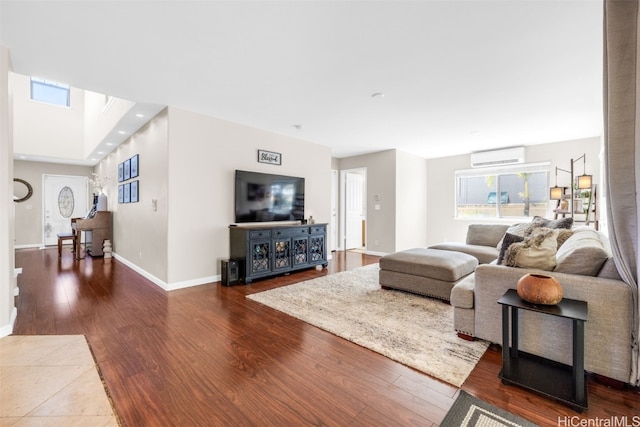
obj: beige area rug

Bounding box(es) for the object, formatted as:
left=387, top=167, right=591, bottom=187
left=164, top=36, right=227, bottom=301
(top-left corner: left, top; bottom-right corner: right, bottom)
left=247, top=264, right=489, bottom=387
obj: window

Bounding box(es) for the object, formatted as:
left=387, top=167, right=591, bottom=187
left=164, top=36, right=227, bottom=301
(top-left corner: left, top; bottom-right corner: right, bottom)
left=455, top=163, right=550, bottom=219
left=30, top=77, right=70, bottom=107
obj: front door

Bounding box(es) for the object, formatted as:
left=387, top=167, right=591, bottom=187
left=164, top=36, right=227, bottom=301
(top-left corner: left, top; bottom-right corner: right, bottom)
left=43, top=174, right=89, bottom=246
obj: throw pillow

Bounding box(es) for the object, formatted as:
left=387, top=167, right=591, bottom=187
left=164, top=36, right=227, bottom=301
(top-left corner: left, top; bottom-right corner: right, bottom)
left=502, top=228, right=559, bottom=271
left=497, top=233, right=525, bottom=265
left=554, top=228, right=610, bottom=276
left=556, top=229, right=574, bottom=248
left=495, top=223, right=529, bottom=250
left=524, top=216, right=573, bottom=236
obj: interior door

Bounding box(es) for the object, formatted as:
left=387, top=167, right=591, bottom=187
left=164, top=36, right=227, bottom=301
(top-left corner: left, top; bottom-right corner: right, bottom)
left=345, top=171, right=365, bottom=250
left=331, top=169, right=338, bottom=251
left=43, top=175, right=89, bottom=246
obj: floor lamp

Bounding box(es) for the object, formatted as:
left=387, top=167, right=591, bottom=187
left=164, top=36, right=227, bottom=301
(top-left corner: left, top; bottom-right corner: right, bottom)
left=549, top=154, right=593, bottom=219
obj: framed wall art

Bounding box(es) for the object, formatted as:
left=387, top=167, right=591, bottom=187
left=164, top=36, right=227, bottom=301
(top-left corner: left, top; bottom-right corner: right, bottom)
left=124, top=182, right=131, bottom=203
left=118, top=184, right=124, bottom=203
left=124, top=159, right=131, bottom=181
left=118, top=163, right=124, bottom=182
left=130, top=154, right=139, bottom=178
left=130, top=180, right=139, bottom=203
left=258, top=149, right=281, bottom=165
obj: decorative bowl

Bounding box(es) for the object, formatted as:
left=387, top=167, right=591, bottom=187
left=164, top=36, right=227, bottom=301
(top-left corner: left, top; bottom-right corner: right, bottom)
left=516, top=273, right=563, bottom=305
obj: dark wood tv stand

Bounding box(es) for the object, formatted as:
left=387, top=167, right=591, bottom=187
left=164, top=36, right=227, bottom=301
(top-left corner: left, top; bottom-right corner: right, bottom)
left=229, top=223, right=328, bottom=284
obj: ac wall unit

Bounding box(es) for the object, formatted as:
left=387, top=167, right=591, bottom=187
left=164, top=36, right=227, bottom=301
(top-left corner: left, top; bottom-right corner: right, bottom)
left=470, top=147, right=525, bottom=168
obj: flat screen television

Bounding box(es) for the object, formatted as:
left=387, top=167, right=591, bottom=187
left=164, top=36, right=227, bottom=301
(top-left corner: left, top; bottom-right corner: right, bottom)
left=234, top=170, right=305, bottom=223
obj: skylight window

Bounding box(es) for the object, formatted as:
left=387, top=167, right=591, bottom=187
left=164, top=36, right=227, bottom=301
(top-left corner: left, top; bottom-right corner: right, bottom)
left=30, top=77, right=70, bottom=107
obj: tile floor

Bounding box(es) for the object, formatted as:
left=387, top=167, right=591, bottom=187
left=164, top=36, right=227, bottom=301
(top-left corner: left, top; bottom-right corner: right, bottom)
left=0, top=335, right=118, bottom=426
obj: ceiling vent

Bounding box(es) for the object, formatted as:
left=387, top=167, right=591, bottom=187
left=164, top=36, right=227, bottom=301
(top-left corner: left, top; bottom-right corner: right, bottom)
left=470, top=147, right=525, bottom=168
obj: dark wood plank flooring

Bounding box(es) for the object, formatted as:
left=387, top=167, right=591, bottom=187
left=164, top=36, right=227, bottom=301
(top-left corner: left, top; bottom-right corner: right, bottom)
left=13, top=248, right=640, bottom=426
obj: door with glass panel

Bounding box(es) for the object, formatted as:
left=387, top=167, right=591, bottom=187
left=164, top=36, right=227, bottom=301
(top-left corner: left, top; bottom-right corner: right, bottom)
left=42, top=175, right=89, bottom=246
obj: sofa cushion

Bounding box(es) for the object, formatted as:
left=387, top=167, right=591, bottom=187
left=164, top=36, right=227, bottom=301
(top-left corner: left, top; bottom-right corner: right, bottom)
left=465, top=224, right=510, bottom=247
left=502, top=228, right=558, bottom=271
left=554, top=228, right=610, bottom=276
left=597, top=257, right=622, bottom=280
left=450, top=274, right=476, bottom=309
left=428, top=242, right=499, bottom=264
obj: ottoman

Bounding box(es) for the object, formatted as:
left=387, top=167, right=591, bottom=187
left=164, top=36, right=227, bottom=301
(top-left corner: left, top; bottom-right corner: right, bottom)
left=379, top=248, right=478, bottom=301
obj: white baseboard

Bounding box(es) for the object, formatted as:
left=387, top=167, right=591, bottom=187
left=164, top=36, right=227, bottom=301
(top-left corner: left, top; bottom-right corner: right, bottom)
left=165, top=275, right=220, bottom=291
left=113, top=253, right=219, bottom=292
left=0, top=307, right=17, bottom=338
left=364, top=250, right=389, bottom=257
left=14, top=244, right=41, bottom=250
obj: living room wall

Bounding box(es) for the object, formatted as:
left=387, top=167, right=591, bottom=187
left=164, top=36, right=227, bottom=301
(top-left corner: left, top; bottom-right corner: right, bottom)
left=94, top=109, right=170, bottom=284
left=93, top=106, right=332, bottom=289
left=0, top=44, right=16, bottom=336
left=165, top=107, right=332, bottom=287
left=396, top=150, right=428, bottom=251
left=337, top=149, right=427, bottom=255
left=426, top=137, right=603, bottom=245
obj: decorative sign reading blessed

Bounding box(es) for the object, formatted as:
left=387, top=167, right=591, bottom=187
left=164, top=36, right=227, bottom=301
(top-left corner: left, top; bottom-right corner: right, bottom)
left=258, top=149, right=282, bottom=165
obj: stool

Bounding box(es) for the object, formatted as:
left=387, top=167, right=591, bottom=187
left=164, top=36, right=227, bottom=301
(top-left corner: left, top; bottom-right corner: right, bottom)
left=57, top=232, right=77, bottom=257
left=379, top=248, right=478, bottom=301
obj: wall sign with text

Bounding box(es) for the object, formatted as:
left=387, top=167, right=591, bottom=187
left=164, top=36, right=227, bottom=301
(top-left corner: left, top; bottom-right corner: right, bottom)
left=258, top=150, right=281, bottom=165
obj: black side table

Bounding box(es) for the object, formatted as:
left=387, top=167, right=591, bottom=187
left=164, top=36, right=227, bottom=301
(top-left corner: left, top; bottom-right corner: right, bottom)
left=498, top=289, right=588, bottom=412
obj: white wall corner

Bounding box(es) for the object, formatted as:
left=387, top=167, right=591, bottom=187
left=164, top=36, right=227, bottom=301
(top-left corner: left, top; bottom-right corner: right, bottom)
left=0, top=307, right=17, bottom=338
left=112, top=252, right=169, bottom=291
left=113, top=252, right=220, bottom=291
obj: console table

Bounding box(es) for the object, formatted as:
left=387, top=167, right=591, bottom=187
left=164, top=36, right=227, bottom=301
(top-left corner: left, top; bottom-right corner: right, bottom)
left=498, top=289, right=588, bottom=412
left=229, top=223, right=328, bottom=284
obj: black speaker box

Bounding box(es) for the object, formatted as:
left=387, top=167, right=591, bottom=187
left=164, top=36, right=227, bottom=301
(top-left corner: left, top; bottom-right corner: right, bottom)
left=221, top=259, right=241, bottom=286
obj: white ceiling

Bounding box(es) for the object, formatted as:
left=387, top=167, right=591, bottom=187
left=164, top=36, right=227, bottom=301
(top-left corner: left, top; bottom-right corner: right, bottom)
left=0, top=0, right=604, bottom=160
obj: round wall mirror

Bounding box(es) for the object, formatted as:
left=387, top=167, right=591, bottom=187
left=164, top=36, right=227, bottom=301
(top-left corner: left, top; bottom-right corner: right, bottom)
left=14, top=178, right=33, bottom=203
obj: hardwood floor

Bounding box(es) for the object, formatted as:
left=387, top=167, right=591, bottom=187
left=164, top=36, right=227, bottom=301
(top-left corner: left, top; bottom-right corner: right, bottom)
left=13, top=248, right=640, bottom=426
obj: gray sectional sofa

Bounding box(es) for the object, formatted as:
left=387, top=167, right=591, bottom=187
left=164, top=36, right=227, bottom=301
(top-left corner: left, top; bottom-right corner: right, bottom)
left=381, top=221, right=634, bottom=384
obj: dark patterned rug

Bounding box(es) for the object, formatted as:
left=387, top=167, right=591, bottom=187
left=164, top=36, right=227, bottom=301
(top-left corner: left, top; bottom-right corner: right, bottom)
left=442, top=391, right=538, bottom=427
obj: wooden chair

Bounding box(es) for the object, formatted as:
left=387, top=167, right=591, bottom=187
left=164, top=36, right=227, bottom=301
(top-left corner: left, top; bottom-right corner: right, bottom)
left=57, top=232, right=77, bottom=257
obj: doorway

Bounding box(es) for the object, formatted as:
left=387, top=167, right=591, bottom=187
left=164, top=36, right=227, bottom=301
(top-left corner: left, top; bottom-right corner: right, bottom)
left=42, top=174, right=89, bottom=246
left=331, top=169, right=338, bottom=252
left=341, top=168, right=366, bottom=251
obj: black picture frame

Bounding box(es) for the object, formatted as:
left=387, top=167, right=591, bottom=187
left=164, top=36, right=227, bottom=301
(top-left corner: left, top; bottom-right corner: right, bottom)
left=124, top=182, right=131, bottom=203
left=258, top=149, right=282, bottom=165
left=130, top=180, right=139, bottom=203
left=124, top=159, right=131, bottom=181
left=118, top=184, right=124, bottom=203
left=118, top=163, right=124, bottom=182
left=130, top=154, right=139, bottom=178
